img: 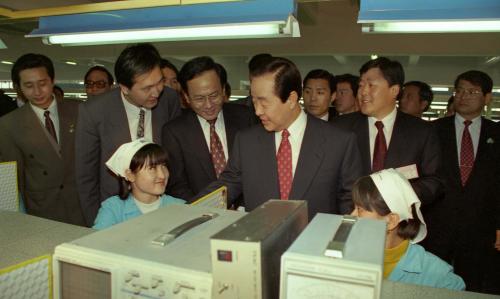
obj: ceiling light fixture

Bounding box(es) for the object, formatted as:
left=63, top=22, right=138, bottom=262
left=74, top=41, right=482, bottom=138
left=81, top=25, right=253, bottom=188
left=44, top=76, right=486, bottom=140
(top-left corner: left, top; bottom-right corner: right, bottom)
left=65, top=61, right=77, bottom=65
left=362, top=20, right=500, bottom=33
left=1, top=60, right=13, bottom=65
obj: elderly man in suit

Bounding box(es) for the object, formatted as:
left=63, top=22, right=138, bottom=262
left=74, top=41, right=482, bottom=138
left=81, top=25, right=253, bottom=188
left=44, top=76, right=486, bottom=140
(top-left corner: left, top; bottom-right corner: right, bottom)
left=333, top=57, right=441, bottom=206
left=198, top=57, right=362, bottom=218
left=162, top=57, right=254, bottom=201
left=428, top=71, right=500, bottom=294
left=0, top=54, right=85, bottom=225
left=76, top=43, right=181, bottom=226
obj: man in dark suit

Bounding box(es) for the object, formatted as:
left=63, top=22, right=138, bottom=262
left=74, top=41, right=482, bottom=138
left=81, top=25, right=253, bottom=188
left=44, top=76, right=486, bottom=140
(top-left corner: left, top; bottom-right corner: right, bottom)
left=0, top=54, right=85, bottom=225
left=76, top=43, right=181, bottom=226
left=333, top=57, right=441, bottom=205
left=198, top=57, right=362, bottom=218
left=302, top=69, right=338, bottom=122
left=428, top=71, right=499, bottom=294
left=399, top=80, right=433, bottom=118
left=334, top=73, right=360, bottom=115
left=162, top=57, right=254, bottom=200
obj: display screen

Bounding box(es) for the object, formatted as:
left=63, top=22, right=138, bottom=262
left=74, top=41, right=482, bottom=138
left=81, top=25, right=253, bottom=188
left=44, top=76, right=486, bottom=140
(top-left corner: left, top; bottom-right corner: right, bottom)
left=60, top=261, right=111, bottom=299
left=217, top=250, right=233, bottom=262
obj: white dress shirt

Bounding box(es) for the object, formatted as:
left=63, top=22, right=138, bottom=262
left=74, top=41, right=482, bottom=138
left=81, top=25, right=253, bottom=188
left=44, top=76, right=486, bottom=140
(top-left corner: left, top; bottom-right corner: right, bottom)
left=121, top=93, right=153, bottom=142
left=275, top=109, right=307, bottom=176
left=197, top=110, right=229, bottom=160
left=454, top=113, right=481, bottom=164
left=320, top=112, right=329, bottom=121
left=368, top=107, right=397, bottom=163
left=30, top=96, right=60, bottom=142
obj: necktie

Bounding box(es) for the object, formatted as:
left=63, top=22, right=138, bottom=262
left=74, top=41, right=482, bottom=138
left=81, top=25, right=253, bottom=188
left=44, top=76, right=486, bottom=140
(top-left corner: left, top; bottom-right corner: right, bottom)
left=208, top=118, right=226, bottom=178
left=44, top=110, right=58, bottom=143
left=460, top=120, right=474, bottom=186
left=372, top=121, right=387, bottom=172
left=137, top=109, right=145, bottom=139
left=277, top=129, right=292, bottom=200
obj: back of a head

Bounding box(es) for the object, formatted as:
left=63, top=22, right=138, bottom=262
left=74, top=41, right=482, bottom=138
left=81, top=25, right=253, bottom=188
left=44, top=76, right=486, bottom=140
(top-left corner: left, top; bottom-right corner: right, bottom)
left=404, top=81, right=433, bottom=111
left=360, top=57, right=404, bottom=100
left=248, top=53, right=273, bottom=73
left=114, top=43, right=162, bottom=89
left=178, top=56, right=224, bottom=93
left=250, top=56, right=302, bottom=102
left=11, top=53, right=55, bottom=87
left=454, top=70, right=493, bottom=94
left=303, top=69, right=336, bottom=93
left=336, top=73, right=360, bottom=96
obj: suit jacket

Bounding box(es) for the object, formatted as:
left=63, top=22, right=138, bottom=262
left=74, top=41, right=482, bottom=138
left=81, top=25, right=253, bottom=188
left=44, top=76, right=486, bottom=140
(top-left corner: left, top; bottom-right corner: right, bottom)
left=333, top=111, right=442, bottom=205
left=75, top=87, right=181, bottom=226
left=0, top=99, right=85, bottom=225
left=162, top=104, right=254, bottom=200
left=0, top=93, right=17, bottom=118
left=327, top=107, right=338, bottom=122
left=198, top=114, right=363, bottom=218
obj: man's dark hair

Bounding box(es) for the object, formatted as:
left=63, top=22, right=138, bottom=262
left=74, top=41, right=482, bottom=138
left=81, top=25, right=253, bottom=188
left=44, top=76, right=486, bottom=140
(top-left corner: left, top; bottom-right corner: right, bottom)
left=248, top=53, right=272, bottom=73
left=114, top=43, right=162, bottom=89
left=178, top=56, right=225, bottom=93
left=160, top=58, right=179, bottom=76
left=250, top=56, right=302, bottom=103
left=360, top=57, right=404, bottom=100
left=84, top=66, right=114, bottom=85
left=403, top=81, right=434, bottom=112
left=336, top=73, right=360, bottom=96
left=303, top=69, right=336, bottom=93
left=11, top=53, right=54, bottom=87
left=454, top=70, right=493, bottom=94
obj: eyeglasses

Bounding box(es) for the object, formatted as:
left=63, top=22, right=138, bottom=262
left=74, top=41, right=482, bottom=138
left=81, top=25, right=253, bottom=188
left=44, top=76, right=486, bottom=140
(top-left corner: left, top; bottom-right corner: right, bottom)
left=453, top=88, right=483, bottom=98
left=85, top=80, right=109, bottom=88
left=190, top=91, right=222, bottom=106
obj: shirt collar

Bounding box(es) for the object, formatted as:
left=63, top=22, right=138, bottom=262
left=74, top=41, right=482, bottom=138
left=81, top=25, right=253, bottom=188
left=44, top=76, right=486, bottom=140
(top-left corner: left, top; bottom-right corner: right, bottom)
left=197, top=109, right=224, bottom=127
left=368, top=107, right=397, bottom=128
left=30, top=95, right=57, bottom=115
left=280, top=109, right=307, bottom=138
left=121, top=92, right=150, bottom=113
left=394, top=243, right=424, bottom=274
left=320, top=112, right=329, bottom=121
left=454, top=113, right=482, bottom=127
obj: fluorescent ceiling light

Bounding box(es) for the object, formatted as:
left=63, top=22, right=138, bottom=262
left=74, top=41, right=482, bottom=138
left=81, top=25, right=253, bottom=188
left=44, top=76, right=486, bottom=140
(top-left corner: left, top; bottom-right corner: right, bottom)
left=65, top=61, right=77, bottom=65
left=1, top=60, right=13, bottom=65
left=41, top=16, right=299, bottom=46
left=370, top=54, right=378, bottom=60
left=493, top=88, right=500, bottom=93
left=431, top=87, right=449, bottom=92
left=362, top=20, right=500, bottom=33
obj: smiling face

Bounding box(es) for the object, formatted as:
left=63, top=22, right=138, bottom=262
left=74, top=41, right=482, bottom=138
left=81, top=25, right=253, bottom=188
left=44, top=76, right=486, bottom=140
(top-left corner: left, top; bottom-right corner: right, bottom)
left=251, top=72, right=300, bottom=132
left=303, top=78, right=334, bottom=118
left=358, top=67, right=399, bottom=120
left=19, top=67, right=54, bottom=109
left=120, top=66, right=164, bottom=109
left=185, top=70, right=224, bottom=121
left=127, top=160, right=169, bottom=204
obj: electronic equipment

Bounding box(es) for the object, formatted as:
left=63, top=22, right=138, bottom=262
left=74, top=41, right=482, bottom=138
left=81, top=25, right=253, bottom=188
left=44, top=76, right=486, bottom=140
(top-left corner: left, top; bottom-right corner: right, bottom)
left=280, top=213, right=386, bottom=299
left=211, top=200, right=308, bottom=299
left=52, top=204, right=245, bottom=299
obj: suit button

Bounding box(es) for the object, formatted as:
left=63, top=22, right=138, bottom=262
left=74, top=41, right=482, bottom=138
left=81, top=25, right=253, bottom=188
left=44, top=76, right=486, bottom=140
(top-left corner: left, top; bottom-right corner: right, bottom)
left=43, top=171, right=48, bottom=175
left=59, top=185, right=64, bottom=190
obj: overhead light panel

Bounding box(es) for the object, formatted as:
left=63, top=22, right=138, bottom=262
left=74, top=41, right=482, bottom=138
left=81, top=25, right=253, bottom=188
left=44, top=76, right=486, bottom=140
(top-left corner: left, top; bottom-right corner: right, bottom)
left=1, top=60, right=13, bottom=65
left=27, top=0, right=300, bottom=46
left=362, top=20, right=500, bottom=33
left=43, top=17, right=299, bottom=46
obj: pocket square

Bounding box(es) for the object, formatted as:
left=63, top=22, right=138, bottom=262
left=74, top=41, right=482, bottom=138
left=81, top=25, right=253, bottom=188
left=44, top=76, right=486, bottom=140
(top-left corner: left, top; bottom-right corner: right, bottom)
left=487, top=137, right=494, bottom=144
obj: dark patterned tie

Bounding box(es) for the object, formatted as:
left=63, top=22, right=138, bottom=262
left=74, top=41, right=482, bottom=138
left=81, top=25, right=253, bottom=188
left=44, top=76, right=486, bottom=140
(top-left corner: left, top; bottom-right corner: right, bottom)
left=277, top=129, right=292, bottom=200
left=208, top=118, right=226, bottom=178
left=372, top=121, right=387, bottom=172
left=137, top=109, right=145, bottom=139
left=44, top=110, right=58, bottom=143
left=460, top=120, right=474, bottom=186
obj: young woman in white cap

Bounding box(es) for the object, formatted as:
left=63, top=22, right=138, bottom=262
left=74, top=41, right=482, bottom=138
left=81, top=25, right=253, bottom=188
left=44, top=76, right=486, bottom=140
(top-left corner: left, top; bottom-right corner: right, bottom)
left=93, top=139, right=185, bottom=229
left=351, top=168, right=465, bottom=290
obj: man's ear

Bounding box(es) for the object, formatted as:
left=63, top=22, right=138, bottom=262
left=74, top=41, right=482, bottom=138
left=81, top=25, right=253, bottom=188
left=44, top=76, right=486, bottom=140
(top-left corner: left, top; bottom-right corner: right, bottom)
left=124, top=169, right=135, bottom=183
left=182, top=91, right=191, bottom=105
left=119, top=84, right=130, bottom=96
left=386, top=213, right=401, bottom=232
left=485, top=92, right=493, bottom=106
left=330, top=91, right=337, bottom=104
left=390, top=85, right=401, bottom=101
left=419, top=100, right=428, bottom=112
left=287, top=91, right=299, bottom=109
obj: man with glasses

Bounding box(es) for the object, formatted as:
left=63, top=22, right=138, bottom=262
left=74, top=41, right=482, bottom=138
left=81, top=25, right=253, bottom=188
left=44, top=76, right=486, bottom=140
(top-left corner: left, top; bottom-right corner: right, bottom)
left=76, top=43, right=181, bottom=226
left=161, top=56, right=253, bottom=201
left=84, top=66, right=114, bottom=97
left=428, top=70, right=500, bottom=294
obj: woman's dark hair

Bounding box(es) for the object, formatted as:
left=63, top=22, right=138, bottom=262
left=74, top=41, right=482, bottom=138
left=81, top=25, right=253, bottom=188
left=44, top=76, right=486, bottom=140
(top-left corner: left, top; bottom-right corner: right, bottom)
left=352, top=176, right=421, bottom=240
left=119, top=143, right=169, bottom=199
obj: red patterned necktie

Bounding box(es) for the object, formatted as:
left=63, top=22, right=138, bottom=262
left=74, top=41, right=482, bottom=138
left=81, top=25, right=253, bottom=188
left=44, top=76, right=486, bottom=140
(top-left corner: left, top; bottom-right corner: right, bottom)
left=44, top=110, right=58, bottom=143
left=137, top=109, right=145, bottom=139
left=372, top=121, right=387, bottom=172
left=208, top=118, right=226, bottom=178
left=277, top=129, right=292, bottom=200
left=460, top=120, right=474, bottom=186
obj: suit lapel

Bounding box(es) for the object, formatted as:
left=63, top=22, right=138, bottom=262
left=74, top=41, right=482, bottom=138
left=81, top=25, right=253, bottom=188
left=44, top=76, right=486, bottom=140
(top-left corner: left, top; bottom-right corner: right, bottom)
left=151, top=105, right=162, bottom=143
left=257, top=127, right=280, bottom=196
left=290, top=116, right=324, bottom=200
left=354, top=114, right=371, bottom=173
left=385, top=112, right=405, bottom=167
left=109, top=91, right=132, bottom=145
left=21, top=105, right=61, bottom=159
left=57, top=100, right=74, bottom=158
left=188, top=112, right=216, bottom=179
left=466, top=118, right=491, bottom=188
left=223, top=107, right=237, bottom=153
left=442, top=117, right=462, bottom=187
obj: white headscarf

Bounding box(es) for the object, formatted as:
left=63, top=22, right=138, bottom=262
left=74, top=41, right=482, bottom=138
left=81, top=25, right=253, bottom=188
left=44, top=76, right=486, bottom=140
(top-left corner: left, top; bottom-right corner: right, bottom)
left=105, top=139, right=154, bottom=178
left=369, top=168, right=427, bottom=244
